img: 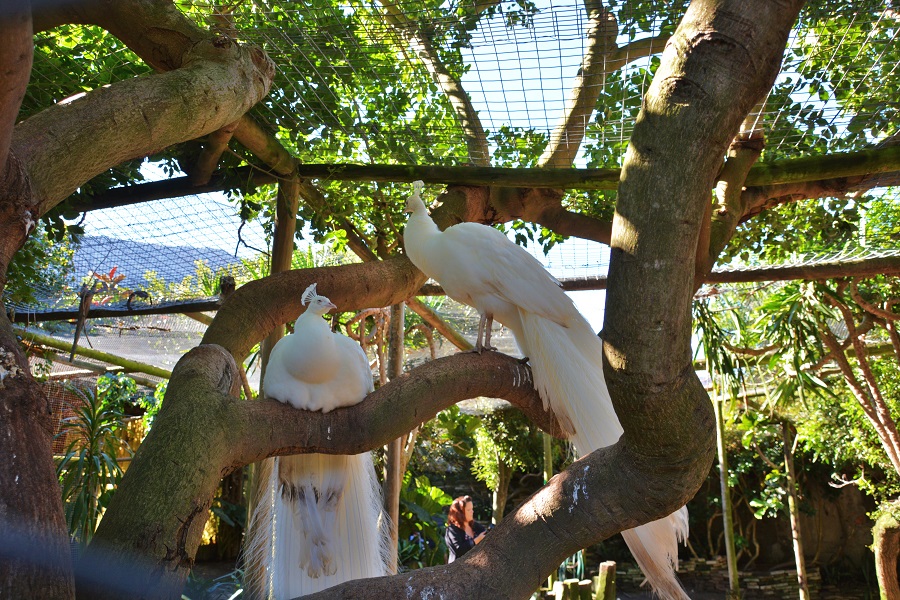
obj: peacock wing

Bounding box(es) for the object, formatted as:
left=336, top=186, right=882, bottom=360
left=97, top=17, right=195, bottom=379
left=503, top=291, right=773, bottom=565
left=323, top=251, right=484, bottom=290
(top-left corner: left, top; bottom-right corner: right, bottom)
left=440, top=223, right=575, bottom=327
left=315, top=333, right=374, bottom=411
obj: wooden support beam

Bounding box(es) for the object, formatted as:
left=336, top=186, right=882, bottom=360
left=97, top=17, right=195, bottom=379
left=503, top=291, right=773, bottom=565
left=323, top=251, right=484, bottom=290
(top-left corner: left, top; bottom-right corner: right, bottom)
left=67, top=166, right=277, bottom=213
left=11, top=254, right=900, bottom=324
left=8, top=298, right=221, bottom=323
left=63, top=145, right=900, bottom=212
left=33, top=348, right=160, bottom=389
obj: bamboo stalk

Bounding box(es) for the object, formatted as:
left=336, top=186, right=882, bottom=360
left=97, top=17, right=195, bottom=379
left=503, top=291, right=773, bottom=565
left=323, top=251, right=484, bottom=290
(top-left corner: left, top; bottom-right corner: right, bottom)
left=15, top=326, right=172, bottom=380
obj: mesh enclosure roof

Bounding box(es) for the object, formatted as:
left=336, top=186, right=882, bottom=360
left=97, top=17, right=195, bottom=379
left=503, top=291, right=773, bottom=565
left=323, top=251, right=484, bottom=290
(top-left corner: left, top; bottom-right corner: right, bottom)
left=25, top=1, right=898, bottom=164
left=9, top=1, right=900, bottom=322
left=183, top=0, right=900, bottom=165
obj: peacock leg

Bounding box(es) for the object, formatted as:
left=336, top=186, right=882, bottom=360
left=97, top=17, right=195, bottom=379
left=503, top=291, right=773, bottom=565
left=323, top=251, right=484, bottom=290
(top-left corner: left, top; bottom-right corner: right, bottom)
left=475, top=313, right=487, bottom=353
left=482, top=314, right=497, bottom=352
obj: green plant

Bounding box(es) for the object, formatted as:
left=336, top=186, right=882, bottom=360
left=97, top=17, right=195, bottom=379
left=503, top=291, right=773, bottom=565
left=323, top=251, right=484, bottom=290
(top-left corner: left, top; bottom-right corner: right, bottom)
left=5, top=221, right=76, bottom=306
left=142, top=380, right=166, bottom=429
left=397, top=473, right=453, bottom=570
left=56, top=384, right=129, bottom=544
left=96, top=372, right=139, bottom=413
left=471, top=408, right=543, bottom=491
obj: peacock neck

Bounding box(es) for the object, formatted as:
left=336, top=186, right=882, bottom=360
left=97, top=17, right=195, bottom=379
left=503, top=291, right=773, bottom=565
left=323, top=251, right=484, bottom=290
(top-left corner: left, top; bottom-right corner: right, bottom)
left=404, top=210, right=440, bottom=272
left=296, top=311, right=331, bottom=332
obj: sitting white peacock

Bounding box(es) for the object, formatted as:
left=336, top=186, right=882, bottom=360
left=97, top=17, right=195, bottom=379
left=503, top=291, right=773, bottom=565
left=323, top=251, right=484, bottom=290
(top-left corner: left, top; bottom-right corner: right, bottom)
left=244, top=283, right=391, bottom=598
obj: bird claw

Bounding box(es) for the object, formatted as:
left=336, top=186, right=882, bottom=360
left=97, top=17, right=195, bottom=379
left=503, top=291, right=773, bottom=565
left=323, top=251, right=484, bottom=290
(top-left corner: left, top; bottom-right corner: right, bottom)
left=473, top=342, right=497, bottom=354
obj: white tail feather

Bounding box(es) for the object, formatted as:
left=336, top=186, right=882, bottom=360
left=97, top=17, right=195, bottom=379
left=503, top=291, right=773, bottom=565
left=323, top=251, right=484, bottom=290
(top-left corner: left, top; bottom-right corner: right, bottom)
left=243, top=453, right=391, bottom=599
left=518, top=310, right=690, bottom=600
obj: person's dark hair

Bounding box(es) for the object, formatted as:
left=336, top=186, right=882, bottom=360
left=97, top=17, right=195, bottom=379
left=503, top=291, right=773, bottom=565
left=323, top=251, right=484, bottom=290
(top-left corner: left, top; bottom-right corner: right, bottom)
left=447, top=495, right=472, bottom=529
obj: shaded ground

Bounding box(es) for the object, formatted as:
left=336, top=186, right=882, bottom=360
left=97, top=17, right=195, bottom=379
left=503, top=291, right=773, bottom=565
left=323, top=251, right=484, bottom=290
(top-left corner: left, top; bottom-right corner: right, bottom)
left=617, top=591, right=723, bottom=599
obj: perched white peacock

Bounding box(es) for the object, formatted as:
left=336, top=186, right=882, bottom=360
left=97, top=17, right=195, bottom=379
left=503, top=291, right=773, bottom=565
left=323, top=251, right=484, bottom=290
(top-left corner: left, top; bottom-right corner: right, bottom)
left=244, top=283, right=391, bottom=598
left=403, top=181, right=690, bottom=599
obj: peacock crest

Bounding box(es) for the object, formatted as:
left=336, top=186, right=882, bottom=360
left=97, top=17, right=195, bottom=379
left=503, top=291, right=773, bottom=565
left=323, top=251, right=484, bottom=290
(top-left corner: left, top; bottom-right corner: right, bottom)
left=301, top=283, right=319, bottom=306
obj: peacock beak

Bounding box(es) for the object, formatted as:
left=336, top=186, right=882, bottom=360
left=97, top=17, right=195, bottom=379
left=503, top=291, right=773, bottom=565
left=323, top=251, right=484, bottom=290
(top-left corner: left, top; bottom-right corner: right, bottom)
left=325, top=300, right=337, bottom=312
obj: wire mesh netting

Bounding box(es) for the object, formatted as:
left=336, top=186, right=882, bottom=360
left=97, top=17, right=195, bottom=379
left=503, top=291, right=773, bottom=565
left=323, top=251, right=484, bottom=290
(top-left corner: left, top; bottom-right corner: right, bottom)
left=8, top=1, right=900, bottom=383
left=25, top=1, right=899, bottom=168
left=175, top=0, right=898, bottom=165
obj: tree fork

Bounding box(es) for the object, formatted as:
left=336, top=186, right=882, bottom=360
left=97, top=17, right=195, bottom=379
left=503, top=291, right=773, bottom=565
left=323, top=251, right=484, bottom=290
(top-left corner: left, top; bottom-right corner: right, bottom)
left=82, top=346, right=563, bottom=599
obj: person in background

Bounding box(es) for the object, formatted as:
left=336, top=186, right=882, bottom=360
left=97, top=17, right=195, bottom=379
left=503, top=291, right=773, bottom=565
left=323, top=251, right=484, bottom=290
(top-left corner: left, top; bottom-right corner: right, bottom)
left=445, top=495, right=487, bottom=563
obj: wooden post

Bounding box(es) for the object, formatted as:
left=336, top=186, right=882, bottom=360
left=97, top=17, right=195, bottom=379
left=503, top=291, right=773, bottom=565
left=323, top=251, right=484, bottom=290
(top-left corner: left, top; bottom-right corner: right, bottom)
left=782, top=421, right=811, bottom=600
left=258, top=173, right=301, bottom=386
left=551, top=578, right=581, bottom=599
left=594, top=561, right=615, bottom=600
left=383, top=302, right=405, bottom=573
left=246, top=174, right=300, bottom=565
left=714, top=389, right=742, bottom=599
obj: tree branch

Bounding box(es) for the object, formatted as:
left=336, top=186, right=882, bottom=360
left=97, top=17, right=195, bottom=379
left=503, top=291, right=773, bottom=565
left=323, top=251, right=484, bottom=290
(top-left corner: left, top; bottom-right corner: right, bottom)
left=0, top=4, right=35, bottom=293
left=700, top=102, right=766, bottom=281
left=13, top=38, right=274, bottom=214
left=202, top=256, right=427, bottom=361
left=850, top=278, right=900, bottom=322
left=234, top=350, right=565, bottom=462
left=188, top=121, right=239, bottom=186
left=538, top=2, right=618, bottom=168
left=380, top=1, right=490, bottom=165
left=81, top=345, right=562, bottom=599
left=0, top=4, right=31, bottom=172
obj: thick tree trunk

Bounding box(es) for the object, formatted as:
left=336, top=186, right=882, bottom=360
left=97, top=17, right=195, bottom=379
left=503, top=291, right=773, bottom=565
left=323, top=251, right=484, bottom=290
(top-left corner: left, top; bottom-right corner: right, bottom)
left=874, top=501, right=900, bottom=600
left=0, top=6, right=74, bottom=597
left=76, top=346, right=244, bottom=600
left=0, top=5, right=275, bottom=598
left=0, top=315, right=75, bottom=599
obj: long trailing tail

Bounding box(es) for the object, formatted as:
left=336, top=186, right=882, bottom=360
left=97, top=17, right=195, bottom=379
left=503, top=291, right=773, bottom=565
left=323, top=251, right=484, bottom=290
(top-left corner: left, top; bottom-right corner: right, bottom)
left=244, top=453, right=392, bottom=599
left=518, top=309, right=691, bottom=600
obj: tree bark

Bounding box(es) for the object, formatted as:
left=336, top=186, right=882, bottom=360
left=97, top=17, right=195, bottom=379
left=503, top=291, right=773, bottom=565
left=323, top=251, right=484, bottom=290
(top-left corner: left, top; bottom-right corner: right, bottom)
left=13, top=39, right=273, bottom=215
left=538, top=2, right=618, bottom=168
left=0, top=4, right=275, bottom=599
left=379, top=1, right=490, bottom=165
left=874, top=501, right=900, bottom=600
left=605, top=0, right=801, bottom=496
left=0, top=6, right=72, bottom=600
left=202, top=256, right=426, bottom=362
left=0, top=314, right=75, bottom=600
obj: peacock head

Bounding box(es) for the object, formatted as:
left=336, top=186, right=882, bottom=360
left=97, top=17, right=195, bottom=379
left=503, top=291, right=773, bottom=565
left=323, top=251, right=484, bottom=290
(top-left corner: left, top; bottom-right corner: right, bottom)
left=301, top=283, right=337, bottom=316
left=403, top=180, right=426, bottom=214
